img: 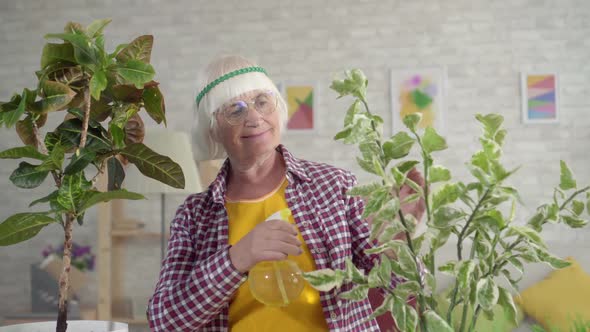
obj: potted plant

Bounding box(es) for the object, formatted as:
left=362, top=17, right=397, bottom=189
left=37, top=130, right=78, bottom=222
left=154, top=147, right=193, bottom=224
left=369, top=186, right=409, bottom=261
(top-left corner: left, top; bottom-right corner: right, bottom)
left=303, top=69, right=590, bottom=331
left=0, top=19, right=185, bottom=332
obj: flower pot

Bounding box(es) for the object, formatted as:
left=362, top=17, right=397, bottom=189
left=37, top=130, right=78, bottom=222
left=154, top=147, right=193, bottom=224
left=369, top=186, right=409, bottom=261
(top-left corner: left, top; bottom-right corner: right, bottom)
left=0, top=320, right=128, bottom=332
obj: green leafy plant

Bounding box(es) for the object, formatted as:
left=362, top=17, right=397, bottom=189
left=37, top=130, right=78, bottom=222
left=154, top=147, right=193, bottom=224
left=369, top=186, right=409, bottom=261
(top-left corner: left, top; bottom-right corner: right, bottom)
left=303, top=69, right=590, bottom=331
left=0, top=20, right=183, bottom=332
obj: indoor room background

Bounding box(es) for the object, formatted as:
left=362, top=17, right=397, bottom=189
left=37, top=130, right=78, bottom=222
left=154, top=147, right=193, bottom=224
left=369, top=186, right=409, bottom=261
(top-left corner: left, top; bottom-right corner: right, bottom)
left=0, top=0, right=589, bottom=331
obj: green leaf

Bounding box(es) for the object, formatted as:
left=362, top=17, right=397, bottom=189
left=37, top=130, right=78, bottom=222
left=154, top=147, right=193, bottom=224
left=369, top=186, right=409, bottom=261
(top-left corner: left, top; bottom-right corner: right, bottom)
left=115, top=60, right=155, bottom=88
left=559, top=160, right=576, bottom=190
left=438, top=260, right=457, bottom=275
left=334, top=127, right=352, bottom=141
left=383, top=132, right=415, bottom=161
left=110, top=123, right=125, bottom=149
left=422, top=127, right=447, bottom=153
left=357, top=157, right=380, bottom=176
left=395, top=160, right=420, bottom=174
left=44, top=33, right=98, bottom=65
left=476, top=209, right=506, bottom=232
left=78, top=189, right=145, bottom=212
left=366, top=295, right=393, bottom=321
left=476, top=113, right=504, bottom=139
left=339, top=284, right=369, bottom=301
left=29, top=190, right=59, bottom=207
left=393, top=281, right=421, bottom=301
left=107, top=156, right=126, bottom=191
left=343, top=100, right=360, bottom=127
left=456, top=260, right=476, bottom=296
left=56, top=118, right=111, bottom=152
left=0, top=213, right=56, bottom=245
left=86, top=19, right=112, bottom=38
left=40, top=43, right=75, bottom=68
left=561, top=215, right=588, bottom=228
left=115, top=35, right=153, bottom=63
left=587, top=192, right=590, bottom=215
left=347, top=182, right=382, bottom=198
left=424, top=310, right=454, bottom=332
left=397, top=245, right=417, bottom=276
left=359, top=140, right=380, bottom=162
left=3, top=89, right=28, bottom=128
left=142, top=85, right=166, bottom=125
left=404, top=305, right=419, bottom=332
left=64, top=148, right=96, bottom=175
left=38, top=80, right=77, bottom=113
left=120, top=143, right=185, bottom=189
left=429, top=165, right=451, bottom=183
left=431, top=206, right=464, bottom=229
left=344, top=258, right=367, bottom=284
left=402, top=113, right=421, bottom=132
left=0, top=146, right=46, bottom=160
left=476, top=278, right=499, bottom=311
left=432, top=183, right=462, bottom=210
left=506, top=225, right=546, bottom=248
left=36, top=142, right=65, bottom=172
left=534, top=248, right=572, bottom=269
left=90, top=69, right=107, bottom=100
left=57, top=172, right=91, bottom=212
left=303, top=269, right=346, bottom=292
left=330, top=69, right=368, bottom=102
left=572, top=200, right=585, bottom=216
left=362, top=187, right=390, bottom=219
left=9, top=162, right=49, bottom=189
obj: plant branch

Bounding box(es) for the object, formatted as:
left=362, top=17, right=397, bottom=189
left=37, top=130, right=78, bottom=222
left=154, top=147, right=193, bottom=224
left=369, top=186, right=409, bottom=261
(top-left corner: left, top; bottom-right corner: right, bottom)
left=447, top=188, right=491, bottom=323
left=398, top=211, right=428, bottom=331
left=56, top=213, right=75, bottom=332
left=559, top=186, right=590, bottom=210
left=80, top=87, right=91, bottom=148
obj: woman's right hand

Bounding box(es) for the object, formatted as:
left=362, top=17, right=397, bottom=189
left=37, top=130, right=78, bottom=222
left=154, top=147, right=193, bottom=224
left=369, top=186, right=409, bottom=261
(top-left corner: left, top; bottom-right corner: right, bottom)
left=229, top=220, right=302, bottom=273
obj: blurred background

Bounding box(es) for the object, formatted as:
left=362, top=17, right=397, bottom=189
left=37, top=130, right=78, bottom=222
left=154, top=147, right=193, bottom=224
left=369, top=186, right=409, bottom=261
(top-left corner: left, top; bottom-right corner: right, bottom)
left=0, top=1, right=589, bottom=331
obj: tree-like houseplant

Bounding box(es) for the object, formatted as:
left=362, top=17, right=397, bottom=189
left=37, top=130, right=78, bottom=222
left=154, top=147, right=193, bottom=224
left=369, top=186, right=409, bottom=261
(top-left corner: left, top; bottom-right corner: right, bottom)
left=0, top=19, right=185, bottom=332
left=304, top=69, right=590, bottom=331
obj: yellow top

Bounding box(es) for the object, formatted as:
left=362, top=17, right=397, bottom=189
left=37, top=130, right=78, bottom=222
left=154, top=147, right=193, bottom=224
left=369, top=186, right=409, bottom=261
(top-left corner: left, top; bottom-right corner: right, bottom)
left=225, top=178, right=329, bottom=331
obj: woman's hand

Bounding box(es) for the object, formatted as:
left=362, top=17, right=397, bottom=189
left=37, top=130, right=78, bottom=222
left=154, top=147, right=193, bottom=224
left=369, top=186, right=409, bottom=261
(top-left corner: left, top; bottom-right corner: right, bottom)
left=399, top=168, right=426, bottom=222
left=229, top=220, right=302, bottom=273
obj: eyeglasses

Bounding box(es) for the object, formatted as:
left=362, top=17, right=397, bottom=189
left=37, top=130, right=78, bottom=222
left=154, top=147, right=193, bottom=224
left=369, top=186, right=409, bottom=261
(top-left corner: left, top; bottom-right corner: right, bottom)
left=218, top=91, right=277, bottom=125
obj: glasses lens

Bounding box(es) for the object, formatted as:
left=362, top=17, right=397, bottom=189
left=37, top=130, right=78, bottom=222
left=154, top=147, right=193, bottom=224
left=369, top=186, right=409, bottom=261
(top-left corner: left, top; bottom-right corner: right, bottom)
left=222, top=91, right=277, bottom=125
left=254, top=92, right=276, bottom=115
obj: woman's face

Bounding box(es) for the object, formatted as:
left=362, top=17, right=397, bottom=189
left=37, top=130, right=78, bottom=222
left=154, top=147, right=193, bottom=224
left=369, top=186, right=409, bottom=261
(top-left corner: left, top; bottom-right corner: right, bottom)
left=212, top=89, right=281, bottom=161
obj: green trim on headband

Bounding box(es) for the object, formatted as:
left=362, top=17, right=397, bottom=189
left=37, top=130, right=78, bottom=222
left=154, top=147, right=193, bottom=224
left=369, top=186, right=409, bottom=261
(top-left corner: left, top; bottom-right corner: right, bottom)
left=195, top=66, right=268, bottom=107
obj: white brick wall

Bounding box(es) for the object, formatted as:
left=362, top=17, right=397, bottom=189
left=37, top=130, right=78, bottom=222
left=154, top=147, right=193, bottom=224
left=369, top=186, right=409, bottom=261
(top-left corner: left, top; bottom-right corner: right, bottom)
left=1, top=0, right=589, bottom=326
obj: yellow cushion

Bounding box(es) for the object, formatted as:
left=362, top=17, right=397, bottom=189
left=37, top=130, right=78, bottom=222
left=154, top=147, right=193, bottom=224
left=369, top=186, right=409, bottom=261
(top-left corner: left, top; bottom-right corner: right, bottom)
left=515, top=257, right=590, bottom=331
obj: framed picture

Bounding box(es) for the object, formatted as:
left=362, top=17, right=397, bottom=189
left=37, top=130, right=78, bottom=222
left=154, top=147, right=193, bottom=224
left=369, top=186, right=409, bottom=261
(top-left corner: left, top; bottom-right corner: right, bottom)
left=520, top=73, right=559, bottom=124
left=390, top=67, right=446, bottom=135
left=282, top=82, right=317, bottom=132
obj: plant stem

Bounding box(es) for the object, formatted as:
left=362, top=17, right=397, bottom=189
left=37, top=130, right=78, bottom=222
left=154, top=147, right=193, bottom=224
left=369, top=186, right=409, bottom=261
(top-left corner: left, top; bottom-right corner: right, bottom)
left=559, top=186, right=590, bottom=210
left=398, top=211, right=428, bottom=331
left=447, top=188, right=491, bottom=323
left=56, top=85, right=92, bottom=332
left=80, top=87, right=91, bottom=148
left=56, top=213, right=75, bottom=332
left=469, top=306, right=482, bottom=331
left=457, top=231, right=480, bottom=332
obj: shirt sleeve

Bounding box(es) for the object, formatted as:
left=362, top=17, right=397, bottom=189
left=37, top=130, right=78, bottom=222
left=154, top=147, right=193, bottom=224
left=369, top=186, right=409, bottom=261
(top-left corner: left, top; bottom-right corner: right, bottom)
left=147, top=202, right=246, bottom=331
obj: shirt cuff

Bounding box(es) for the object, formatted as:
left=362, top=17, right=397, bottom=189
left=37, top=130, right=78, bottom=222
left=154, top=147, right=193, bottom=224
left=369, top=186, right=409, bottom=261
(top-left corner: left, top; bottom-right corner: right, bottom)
left=206, top=244, right=247, bottom=292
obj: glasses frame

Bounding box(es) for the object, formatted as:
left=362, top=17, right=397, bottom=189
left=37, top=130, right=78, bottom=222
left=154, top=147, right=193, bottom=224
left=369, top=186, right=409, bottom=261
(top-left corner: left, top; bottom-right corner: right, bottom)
left=218, top=90, right=278, bottom=126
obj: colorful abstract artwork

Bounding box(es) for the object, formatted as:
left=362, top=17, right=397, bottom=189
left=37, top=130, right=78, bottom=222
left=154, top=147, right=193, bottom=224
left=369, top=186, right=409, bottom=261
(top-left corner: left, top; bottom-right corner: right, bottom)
left=285, top=84, right=315, bottom=131
left=521, top=73, right=559, bottom=123
left=391, top=67, right=446, bottom=135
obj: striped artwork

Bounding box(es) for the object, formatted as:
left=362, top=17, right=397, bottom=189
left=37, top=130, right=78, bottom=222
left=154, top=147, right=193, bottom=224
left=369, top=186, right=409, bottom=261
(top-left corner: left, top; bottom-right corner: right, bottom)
left=521, top=73, right=559, bottom=123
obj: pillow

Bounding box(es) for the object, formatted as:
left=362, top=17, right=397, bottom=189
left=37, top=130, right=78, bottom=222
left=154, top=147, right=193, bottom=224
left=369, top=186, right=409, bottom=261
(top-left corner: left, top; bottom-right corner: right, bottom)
left=515, top=257, right=590, bottom=331
left=435, top=289, right=524, bottom=332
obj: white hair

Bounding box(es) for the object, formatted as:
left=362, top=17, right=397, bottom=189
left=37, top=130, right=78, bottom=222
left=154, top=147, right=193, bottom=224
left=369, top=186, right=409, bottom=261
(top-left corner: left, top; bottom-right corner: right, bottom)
left=191, top=55, right=288, bottom=161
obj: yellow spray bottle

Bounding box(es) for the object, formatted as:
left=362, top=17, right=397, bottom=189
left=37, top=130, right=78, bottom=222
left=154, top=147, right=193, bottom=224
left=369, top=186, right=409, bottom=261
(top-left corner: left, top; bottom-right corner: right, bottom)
left=248, top=208, right=305, bottom=306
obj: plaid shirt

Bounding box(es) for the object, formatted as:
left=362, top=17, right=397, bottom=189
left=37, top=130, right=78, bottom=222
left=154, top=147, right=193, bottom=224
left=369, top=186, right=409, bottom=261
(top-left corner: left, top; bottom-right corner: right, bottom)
left=147, top=145, right=402, bottom=331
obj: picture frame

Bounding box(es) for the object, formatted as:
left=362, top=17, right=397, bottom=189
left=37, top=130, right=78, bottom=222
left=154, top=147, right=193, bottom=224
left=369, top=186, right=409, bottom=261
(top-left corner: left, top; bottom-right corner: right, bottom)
left=390, top=67, right=446, bottom=135
left=520, top=72, right=559, bottom=124
left=281, top=82, right=318, bottom=132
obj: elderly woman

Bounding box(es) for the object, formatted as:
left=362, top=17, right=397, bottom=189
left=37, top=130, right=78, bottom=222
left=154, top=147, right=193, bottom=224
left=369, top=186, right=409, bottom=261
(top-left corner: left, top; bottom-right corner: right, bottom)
left=147, top=55, right=424, bottom=332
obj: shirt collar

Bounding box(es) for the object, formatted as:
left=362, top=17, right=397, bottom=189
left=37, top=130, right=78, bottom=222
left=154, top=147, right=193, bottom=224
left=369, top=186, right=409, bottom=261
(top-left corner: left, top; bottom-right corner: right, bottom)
left=209, top=144, right=310, bottom=204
